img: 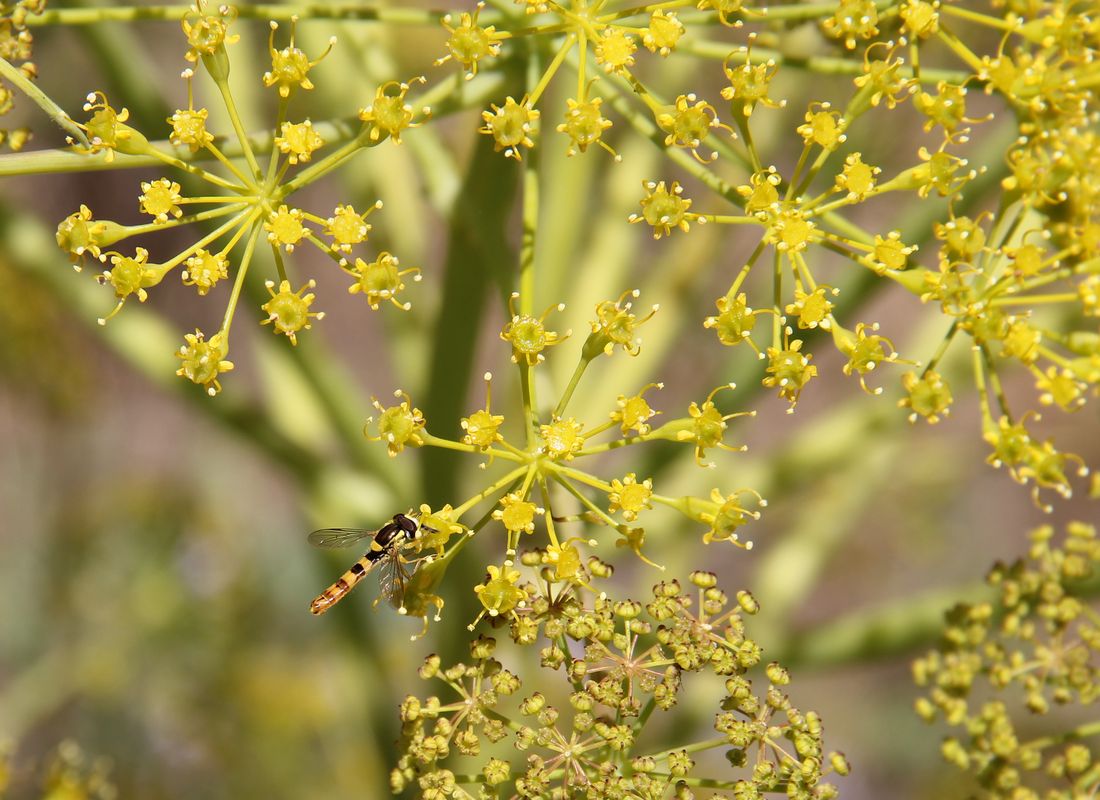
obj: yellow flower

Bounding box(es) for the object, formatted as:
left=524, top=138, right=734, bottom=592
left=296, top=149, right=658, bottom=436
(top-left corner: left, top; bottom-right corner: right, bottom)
left=493, top=493, right=542, bottom=535
left=630, top=180, right=695, bottom=239
left=586, top=290, right=659, bottom=357
left=785, top=286, right=836, bottom=330
left=260, top=279, right=324, bottom=345
left=181, top=1, right=239, bottom=63
left=544, top=539, right=587, bottom=581
left=721, top=36, right=785, bottom=117
left=500, top=293, right=568, bottom=365
left=834, top=153, right=881, bottom=200
left=643, top=10, right=684, bottom=56
left=611, top=382, right=662, bottom=436
left=78, top=91, right=149, bottom=159
left=274, top=120, right=324, bottom=164
left=366, top=390, right=426, bottom=457
left=437, top=4, right=503, bottom=78
left=608, top=474, right=654, bottom=522
left=763, top=341, right=817, bottom=410
left=347, top=252, right=420, bottom=310
left=796, top=102, right=846, bottom=149
left=182, top=249, right=229, bottom=295
left=595, top=27, right=636, bottom=74
left=324, top=202, right=380, bottom=253
left=359, top=78, right=428, bottom=144
left=556, top=97, right=614, bottom=157
left=473, top=565, right=528, bottom=622
left=899, top=370, right=953, bottom=423
left=480, top=96, right=539, bottom=160
left=539, top=417, right=585, bottom=461
left=176, top=329, right=233, bottom=396
left=656, top=94, right=731, bottom=162
left=264, top=205, right=308, bottom=251
left=461, top=372, right=504, bottom=449
left=138, top=178, right=184, bottom=224
left=262, top=20, right=334, bottom=98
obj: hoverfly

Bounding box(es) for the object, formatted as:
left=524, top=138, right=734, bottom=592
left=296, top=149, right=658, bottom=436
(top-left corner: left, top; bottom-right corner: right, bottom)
left=308, top=512, right=435, bottom=615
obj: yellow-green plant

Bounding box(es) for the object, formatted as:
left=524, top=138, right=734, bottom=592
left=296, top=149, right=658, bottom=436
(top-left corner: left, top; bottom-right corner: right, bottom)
left=0, top=0, right=1098, bottom=796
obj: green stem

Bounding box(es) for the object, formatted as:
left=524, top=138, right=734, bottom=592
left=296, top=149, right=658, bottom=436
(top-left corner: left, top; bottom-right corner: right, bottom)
left=121, top=201, right=252, bottom=238
left=520, top=363, right=539, bottom=448
left=145, top=145, right=250, bottom=194
left=221, top=218, right=263, bottom=335
left=212, top=76, right=263, bottom=181
left=548, top=472, right=619, bottom=531
left=938, top=3, right=1017, bottom=31
left=990, top=292, right=1079, bottom=307
left=277, top=130, right=372, bottom=198
left=519, top=149, right=539, bottom=309
left=574, top=433, right=647, bottom=457
left=264, top=95, right=289, bottom=191
left=0, top=117, right=338, bottom=176
left=0, top=67, right=498, bottom=177
left=451, top=464, right=531, bottom=519
left=550, top=464, right=613, bottom=493
left=920, top=320, right=959, bottom=377
left=24, top=4, right=448, bottom=26
left=638, top=736, right=729, bottom=763
left=160, top=207, right=254, bottom=272
left=643, top=775, right=735, bottom=789
left=527, top=33, right=576, bottom=106
left=554, top=356, right=592, bottom=418
left=537, top=474, right=562, bottom=549
left=419, top=432, right=525, bottom=463
left=0, top=56, right=89, bottom=147
left=678, top=38, right=972, bottom=85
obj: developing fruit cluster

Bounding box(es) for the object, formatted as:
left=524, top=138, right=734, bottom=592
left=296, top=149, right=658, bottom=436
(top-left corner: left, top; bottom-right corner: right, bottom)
left=914, top=522, right=1100, bottom=800
left=394, top=569, right=848, bottom=799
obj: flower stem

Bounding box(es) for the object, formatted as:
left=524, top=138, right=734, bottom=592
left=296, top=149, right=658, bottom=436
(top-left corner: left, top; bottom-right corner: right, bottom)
left=221, top=218, right=263, bottom=335
left=451, top=464, right=531, bottom=519
left=212, top=76, right=263, bottom=182
left=554, top=355, right=592, bottom=418
left=0, top=56, right=89, bottom=147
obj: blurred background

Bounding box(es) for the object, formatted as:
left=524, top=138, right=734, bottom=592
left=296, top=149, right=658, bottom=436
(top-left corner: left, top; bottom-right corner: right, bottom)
left=1, top=1, right=1098, bottom=797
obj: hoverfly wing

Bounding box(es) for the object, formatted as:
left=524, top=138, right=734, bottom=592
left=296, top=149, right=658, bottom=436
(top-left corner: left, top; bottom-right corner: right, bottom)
left=308, top=527, right=377, bottom=549
left=376, top=548, right=416, bottom=610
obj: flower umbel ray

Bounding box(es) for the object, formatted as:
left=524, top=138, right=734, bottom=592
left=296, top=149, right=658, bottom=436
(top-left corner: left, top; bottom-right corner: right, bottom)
left=57, top=5, right=434, bottom=397
left=358, top=293, right=764, bottom=634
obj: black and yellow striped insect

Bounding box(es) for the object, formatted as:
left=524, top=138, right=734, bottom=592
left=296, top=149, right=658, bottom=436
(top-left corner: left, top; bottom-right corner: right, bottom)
left=308, top=512, right=434, bottom=615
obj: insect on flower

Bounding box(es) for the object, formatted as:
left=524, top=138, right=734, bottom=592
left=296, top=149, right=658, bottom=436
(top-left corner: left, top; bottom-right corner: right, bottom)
left=308, top=512, right=435, bottom=615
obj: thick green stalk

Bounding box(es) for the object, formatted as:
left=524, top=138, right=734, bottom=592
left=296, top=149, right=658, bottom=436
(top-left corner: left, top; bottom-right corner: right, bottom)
left=25, top=4, right=447, bottom=26
left=419, top=133, right=520, bottom=508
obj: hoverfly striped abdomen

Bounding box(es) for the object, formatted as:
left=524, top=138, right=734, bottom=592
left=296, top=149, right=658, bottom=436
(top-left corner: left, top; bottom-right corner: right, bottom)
left=307, top=512, right=428, bottom=615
